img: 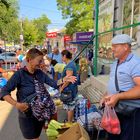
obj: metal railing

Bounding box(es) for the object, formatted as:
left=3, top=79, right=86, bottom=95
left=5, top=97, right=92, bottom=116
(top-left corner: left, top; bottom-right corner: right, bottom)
left=73, top=22, right=140, bottom=76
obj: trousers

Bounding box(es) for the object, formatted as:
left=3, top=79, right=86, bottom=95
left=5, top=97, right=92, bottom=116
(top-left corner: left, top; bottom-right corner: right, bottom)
left=108, top=108, right=140, bottom=140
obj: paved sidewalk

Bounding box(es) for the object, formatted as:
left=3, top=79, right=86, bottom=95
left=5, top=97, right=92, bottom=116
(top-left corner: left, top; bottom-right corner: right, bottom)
left=0, top=92, right=47, bottom=140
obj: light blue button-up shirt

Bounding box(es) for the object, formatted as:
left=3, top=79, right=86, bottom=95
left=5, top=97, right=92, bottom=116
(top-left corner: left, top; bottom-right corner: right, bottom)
left=48, top=53, right=62, bottom=63
left=108, top=53, right=140, bottom=94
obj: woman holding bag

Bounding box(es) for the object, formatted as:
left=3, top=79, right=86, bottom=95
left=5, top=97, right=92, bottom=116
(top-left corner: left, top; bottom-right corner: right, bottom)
left=0, top=48, right=76, bottom=140
left=60, top=50, right=78, bottom=123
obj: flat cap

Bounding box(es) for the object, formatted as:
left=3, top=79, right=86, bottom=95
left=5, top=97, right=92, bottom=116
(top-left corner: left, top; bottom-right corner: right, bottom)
left=111, top=34, right=132, bottom=45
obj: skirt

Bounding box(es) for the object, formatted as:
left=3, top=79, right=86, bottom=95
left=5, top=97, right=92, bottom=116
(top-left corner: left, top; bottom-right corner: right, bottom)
left=18, top=111, right=45, bottom=139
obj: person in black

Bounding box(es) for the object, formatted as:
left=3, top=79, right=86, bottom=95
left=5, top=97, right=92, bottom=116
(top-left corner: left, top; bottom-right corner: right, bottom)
left=87, top=49, right=93, bottom=61
left=0, top=48, right=76, bottom=140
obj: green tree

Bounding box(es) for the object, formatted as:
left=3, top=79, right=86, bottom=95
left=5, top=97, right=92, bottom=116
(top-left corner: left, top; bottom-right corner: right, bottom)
left=0, top=0, right=19, bottom=43
left=22, top=18, right=38, bottom=48
left=56, top=0, right=94, bottom=35
left=0, top=0, right=10, bottom=8
left=33, top=14, right=51, bottom=44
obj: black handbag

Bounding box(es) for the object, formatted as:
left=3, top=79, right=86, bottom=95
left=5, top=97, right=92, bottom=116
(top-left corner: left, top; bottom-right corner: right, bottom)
left=115, top=101, right=136, bottom=116
left=60, top=91, right=73, bottom=104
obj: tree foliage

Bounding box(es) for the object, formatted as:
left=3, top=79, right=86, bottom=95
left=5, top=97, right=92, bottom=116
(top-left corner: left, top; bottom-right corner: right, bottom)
left=22, top=15, right=51, bottom=48
left=0, top=0, right=10, bottom=8
left=56, top=0, right=94, bottom=35
left=22, top=18, right=38, bottom=47
left=0, top=0, right=19, bottom=43
left=0, top=0, right=51, bottom=47
left=33, top=14, right=51, bottom=44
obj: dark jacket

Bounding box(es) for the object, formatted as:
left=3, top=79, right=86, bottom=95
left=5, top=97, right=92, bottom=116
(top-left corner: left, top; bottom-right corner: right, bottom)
left=0, top=68, right=58, bottom=102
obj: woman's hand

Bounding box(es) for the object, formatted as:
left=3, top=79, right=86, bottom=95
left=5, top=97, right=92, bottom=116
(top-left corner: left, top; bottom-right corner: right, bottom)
left=15, top=102, right=29, bottom=112
left=63, top=75, right=77, bottom=84
left=59, top=86, right=63, bottom=93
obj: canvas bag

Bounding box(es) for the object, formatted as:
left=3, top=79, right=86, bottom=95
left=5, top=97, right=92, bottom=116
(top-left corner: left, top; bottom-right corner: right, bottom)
left=30, top=77, right=56, bottom=121
left=23, top=77, right=56, bottom=121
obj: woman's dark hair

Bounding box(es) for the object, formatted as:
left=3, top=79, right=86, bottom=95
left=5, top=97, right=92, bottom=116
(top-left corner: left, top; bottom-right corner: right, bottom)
left=61, top=50, right=72, bottom=59
left=26, top=48, right=43, bottom=61
left=41, top=49, right=48, bottom=55
left=51, top=59, right=58, bottom=66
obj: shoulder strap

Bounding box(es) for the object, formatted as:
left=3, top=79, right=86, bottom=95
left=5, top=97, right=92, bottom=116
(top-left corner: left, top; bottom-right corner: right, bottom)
left=115, top=60, right=120, bottom=92
left=51, top=53, right=54, bottom=59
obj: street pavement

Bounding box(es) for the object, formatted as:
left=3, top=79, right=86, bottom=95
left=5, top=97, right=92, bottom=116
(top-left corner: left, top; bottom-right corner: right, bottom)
left=0, top=91, right=47, bottom=140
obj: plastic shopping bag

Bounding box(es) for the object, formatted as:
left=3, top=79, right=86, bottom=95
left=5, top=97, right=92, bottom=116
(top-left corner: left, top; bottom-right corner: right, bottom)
left=100, top=105, right=121, bottom=134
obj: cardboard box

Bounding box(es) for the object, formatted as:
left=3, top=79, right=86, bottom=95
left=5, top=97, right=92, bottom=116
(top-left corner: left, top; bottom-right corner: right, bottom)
left=57, top=123, right=90, bottom=140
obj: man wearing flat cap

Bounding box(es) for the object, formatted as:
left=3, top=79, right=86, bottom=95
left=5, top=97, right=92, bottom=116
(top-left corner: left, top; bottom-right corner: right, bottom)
left=100, top=34, right=140, bottom=140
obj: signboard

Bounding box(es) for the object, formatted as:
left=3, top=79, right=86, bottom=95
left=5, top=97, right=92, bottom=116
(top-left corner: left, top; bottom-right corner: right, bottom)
left=76, top=32, right=93, bottom=41
left=64, top=35, right=72, bottom=47
left=64, top=35, right=72, bottom=42
left=46, top=32, right=57, bottom=38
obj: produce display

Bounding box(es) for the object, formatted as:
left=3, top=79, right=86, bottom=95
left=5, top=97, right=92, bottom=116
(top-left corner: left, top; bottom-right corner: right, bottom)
left=46, top=120, right=64, bottom=138
left=46, top=120, right=75, bottom=139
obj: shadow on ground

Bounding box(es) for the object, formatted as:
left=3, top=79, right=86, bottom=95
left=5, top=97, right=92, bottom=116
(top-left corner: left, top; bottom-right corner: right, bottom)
left=0, top=106, right=47, bottom=140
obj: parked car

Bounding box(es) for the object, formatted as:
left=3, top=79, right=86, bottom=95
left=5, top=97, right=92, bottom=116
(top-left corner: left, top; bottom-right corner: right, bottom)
left=0, top=52, right=17, bottom=64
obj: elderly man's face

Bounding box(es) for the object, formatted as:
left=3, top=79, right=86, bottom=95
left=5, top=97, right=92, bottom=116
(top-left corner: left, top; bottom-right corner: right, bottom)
left=112, top=44, right=128, bottom=59
left=52, top=48, right=59, bottom=54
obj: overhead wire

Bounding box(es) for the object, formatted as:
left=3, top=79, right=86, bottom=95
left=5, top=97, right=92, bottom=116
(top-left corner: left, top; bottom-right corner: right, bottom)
left=20, top=4, right=68, bottom=27
left=20, top=4, right=59, bottom=13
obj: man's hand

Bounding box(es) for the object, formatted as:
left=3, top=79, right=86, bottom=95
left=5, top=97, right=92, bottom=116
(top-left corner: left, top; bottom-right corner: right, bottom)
left=100, top=96, right=106, bottom=107
left=105, top=93, right=120, bottom=107
left=99, top=92, right=108, bottom=107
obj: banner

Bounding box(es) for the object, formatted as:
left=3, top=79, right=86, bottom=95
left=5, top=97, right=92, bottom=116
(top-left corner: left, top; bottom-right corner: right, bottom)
left=64, top=35, right=72, bottom=42
left=46, top=32, right=57, bottom=38
left=76, top=32, right=93, bottom=41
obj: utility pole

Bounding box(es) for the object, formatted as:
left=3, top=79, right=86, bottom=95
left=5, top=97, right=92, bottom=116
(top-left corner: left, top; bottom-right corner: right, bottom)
left=20, top=18, right=24, bottom=51
left=93, top=0, right=99, bottom=76
left=130, top=0, right=134, bottom=37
